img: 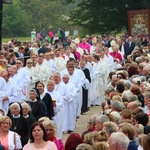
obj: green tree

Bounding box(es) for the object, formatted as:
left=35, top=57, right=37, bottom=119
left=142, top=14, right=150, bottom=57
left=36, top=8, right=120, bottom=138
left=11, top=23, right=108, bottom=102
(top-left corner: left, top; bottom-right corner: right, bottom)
left=67, top=0, right=150, bottom=34
left=20, top=0, right=71, bottom=33
left=2, top=0, right=29, bottom=37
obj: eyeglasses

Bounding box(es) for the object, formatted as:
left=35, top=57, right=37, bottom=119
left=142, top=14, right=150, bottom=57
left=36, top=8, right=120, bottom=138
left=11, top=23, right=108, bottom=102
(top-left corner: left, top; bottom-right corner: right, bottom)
left=117, top=76, right=122, bottom=79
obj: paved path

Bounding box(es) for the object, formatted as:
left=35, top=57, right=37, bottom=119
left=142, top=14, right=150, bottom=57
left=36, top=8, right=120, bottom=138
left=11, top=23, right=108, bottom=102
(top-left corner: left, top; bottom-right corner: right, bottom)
left=62, top=106, right=101, bottom=144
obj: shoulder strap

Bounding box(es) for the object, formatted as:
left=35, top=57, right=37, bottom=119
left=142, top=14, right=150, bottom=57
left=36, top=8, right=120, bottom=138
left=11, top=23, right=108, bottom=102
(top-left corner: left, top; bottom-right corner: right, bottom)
left=14, top=132, right=16, bottom=149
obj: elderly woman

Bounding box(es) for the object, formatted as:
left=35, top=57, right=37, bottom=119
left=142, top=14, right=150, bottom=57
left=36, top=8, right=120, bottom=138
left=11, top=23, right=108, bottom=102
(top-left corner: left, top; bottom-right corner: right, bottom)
left=27, top=89, right=46, bottom=120
left=23, top=122, right=57, bottom=150
left=0, top=116, right=22, bottom=150
left=9, top=102, right=29, bottom=147
left=21, top=102, right=36, bottom=128
left=42, top=119, right=64, bottom=150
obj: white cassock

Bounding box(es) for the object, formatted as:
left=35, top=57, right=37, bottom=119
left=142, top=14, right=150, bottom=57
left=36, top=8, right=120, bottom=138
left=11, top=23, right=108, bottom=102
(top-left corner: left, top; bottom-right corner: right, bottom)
left=90, top=45, right=97, bottom=54
left=68, top=71, right=82, bottom=117
left=100, top=58, right=110, bottom=90
left=17, top=67, right=30, bottom=100
left=45, top=59, right=58, bottom=76
left=51, top=57, right=66, bottom=72
left=9, top=73, right=24, bottom=102
left=35, top=63, right=50, bottom=86
left=63, top=82, right=77, bottom=131
left=85, top=62, right=93, bottom=75
left=61, top=68, right=85, bottom=117
left=90, top=61, right=104, bottom=105
left=74, top=68, right=86, bottom=116
left=54, top=81, right=67, bottom=132
left=85, top=62, right=93, bottom=107
left=2, top=79, right=18, bottom=114
left=47, top=90, right=64, bottom=139
left=24, top=66, right=39, bottom=100
left=96, top=61, right=106, bottom=105
left=60, top=68, right=68, bottom=78
left=61, top=55, right=69, bottom=63
left=0, top=77, right=7, bottom=110
left=105, top=54, right=114, bottom=72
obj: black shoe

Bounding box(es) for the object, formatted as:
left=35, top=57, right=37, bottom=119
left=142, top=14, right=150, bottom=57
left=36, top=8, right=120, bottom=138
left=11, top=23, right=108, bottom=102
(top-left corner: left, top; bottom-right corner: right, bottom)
left=68, top=130, right=73, bottom=134
left=76, top=116, right=79, bottom=119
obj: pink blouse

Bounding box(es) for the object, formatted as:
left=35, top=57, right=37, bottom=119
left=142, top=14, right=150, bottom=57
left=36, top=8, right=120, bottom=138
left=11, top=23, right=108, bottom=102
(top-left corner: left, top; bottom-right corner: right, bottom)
left=23, top=141, right=58, bottom=150
left=0, top=134, right=8, bottom=150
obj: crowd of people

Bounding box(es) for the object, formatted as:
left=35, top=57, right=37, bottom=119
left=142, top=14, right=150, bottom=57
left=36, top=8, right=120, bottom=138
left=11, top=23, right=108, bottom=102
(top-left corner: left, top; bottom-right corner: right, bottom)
left=0, top=31, right=150, bottom=149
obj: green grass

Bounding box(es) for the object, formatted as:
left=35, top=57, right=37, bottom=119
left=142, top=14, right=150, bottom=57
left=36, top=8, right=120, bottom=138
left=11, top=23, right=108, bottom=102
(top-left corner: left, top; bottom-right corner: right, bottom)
left=2, top=37, right=31, bottom=43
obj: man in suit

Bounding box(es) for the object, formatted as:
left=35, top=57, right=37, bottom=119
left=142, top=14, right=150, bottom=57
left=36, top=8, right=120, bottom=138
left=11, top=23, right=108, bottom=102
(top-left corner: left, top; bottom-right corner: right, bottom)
left=124, top=36, right=135, bottom=58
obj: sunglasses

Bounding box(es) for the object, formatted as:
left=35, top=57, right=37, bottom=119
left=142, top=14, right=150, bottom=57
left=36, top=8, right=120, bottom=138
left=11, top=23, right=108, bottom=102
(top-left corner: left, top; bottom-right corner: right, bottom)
left=117, top=76, right=122, bottom=79
left=27, top=62, right=32, bottom=64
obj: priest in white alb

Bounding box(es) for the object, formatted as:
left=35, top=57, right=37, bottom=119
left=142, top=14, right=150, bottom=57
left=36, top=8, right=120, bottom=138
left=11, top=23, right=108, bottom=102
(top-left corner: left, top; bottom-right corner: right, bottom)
left=46, top=80, right=64, bottom=139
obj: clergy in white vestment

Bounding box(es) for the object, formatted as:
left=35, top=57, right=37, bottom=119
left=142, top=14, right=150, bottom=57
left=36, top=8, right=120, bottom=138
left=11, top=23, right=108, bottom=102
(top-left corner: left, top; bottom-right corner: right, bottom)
left=8, top=65, right=24, bottom=102
left=67, top=65, right=83, bottom=118
left=0, top=70, right=18, bottom=114
left=35, top=55, right=50, bottom=86
left=53, top=72, right=68, bottom=132
left=105, top=47, right=114, bottom=72
left=97, top=50, right=108, bottom=103
left=60, top=60, right=74, bottom=78
left=46, top=80, right=64, bottom=139
left=44, top=52, right=58, bottom=76
left=24, top=59, right=39, bottom=100
left=82, top=54, right=93, bottom=107
left=89, top=55, right=104, bottom=105
left=90, top=37, right=97, bottom=54
left=16, top=59, right=30, bottom=100
left=62, top=74, right=77, bottom=132
left=0, top=76, right=7, bottom=110
left=50, top=50, right=66, bottom=72
left=65, top=48, right=75, bottom=60
left=82, top=54, right=93, bottom=75
left=74, top=63, right=86, bottom=117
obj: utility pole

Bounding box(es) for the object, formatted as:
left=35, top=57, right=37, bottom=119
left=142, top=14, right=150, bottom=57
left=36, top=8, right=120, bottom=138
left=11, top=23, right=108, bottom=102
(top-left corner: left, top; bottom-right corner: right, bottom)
left=0, top=1, right=3, bottom=51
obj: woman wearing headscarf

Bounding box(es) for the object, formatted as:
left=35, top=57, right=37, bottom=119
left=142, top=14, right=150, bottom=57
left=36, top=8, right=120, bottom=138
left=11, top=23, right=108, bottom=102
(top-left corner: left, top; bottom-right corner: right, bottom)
left=9, top=102, right=29, bottom=147
left=26, top=89, right=46, bottom=120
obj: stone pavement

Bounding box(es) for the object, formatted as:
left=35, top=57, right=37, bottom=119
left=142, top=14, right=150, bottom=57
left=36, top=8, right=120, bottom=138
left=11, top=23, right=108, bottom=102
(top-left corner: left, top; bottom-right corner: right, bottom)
left=62, top=106, right=101, bottom=144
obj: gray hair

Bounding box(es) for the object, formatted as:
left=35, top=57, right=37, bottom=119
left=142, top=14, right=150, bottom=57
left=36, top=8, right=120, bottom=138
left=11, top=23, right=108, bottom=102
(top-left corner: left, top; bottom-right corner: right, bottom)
left=123, top=80, right=132, bottom=89
left=88, top=115, right=97, bottom=126
left=135, top=57, right=142, bottom=64
left=47, top=80, right=55, bottom=84
left=112, top=101, right=125, bottom=112
left=103, top=121, right=118, bottom=135
left=21, top=102, right=31, bottom=111
left=140, top=76, right=146, bottom=82
left=96, top=115, right=109, bottom=123
left=53, top=72, right=61, bottom=78
left=128, top=95, right=138, bottom=102
left=10, top=102, right=21, bottom=112
left=143, top=91, right=150, bottom=99
left=76, top=144, right=93, bottom=150
left=110, top=132, right=129, bottom=149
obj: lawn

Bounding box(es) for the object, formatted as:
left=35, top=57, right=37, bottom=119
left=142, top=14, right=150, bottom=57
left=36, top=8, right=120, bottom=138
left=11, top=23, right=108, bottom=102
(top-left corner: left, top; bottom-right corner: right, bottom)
left=2, top=37, right=31, bottom=43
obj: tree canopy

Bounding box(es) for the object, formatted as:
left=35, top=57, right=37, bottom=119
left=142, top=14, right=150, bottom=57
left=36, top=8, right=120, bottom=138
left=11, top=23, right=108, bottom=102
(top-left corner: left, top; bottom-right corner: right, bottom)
left=2, top=0, right=73, bottom=37
left=68, top=0, right=150, bottom=34
left=2, top=0, right=150, bottom=37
